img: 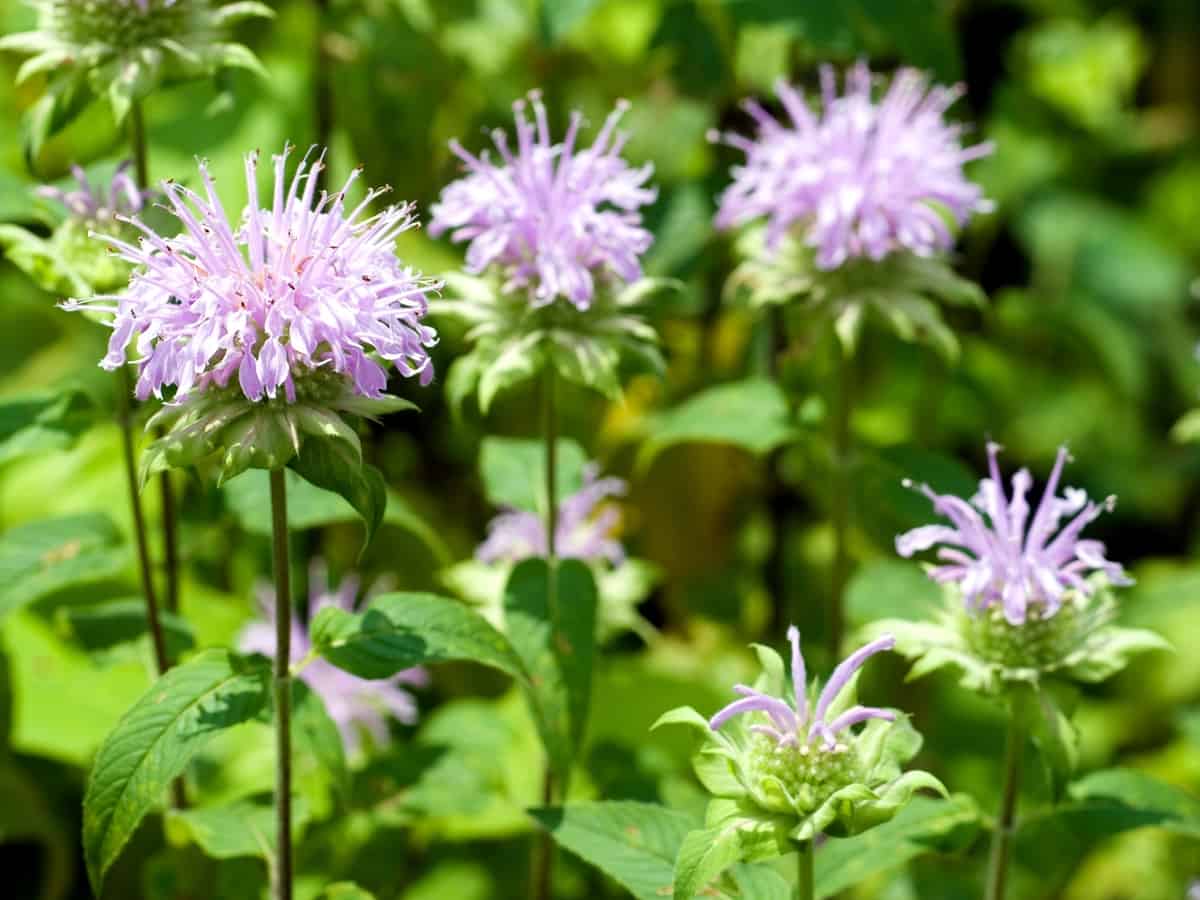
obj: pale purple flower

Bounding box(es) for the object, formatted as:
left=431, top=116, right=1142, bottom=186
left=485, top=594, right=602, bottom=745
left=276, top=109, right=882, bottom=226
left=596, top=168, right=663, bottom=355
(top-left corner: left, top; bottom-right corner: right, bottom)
left=429, top=91, right=657, bottom=310
left=63, top=144, right=439, bottom=403
left=711, top=62, right=993, bottom=270
left=476, top=463, right=626, bottom=565
left=711, top=627, right=896, bottom=749
left=240, top=561, right=427, bottom=753
left=1188, top=881, right=1200, bottom=900
left=36, top=161, right=151, bottom=225
left=897, top=443, right=1132, bottom=625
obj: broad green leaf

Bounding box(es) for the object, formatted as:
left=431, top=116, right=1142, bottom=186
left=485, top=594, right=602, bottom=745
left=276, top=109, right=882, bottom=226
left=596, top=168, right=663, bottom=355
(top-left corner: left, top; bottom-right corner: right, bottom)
left=291, top=679, right=348, bottom=806
left=845, top=560, right=942, bottom=629
left=310, top=591, right=527, bottom=682
left=223, top=469, right=449, bottom=563
left=0, top=389, right=96, bottom=463
left=289, top=437, right=388, bottom=556
left=531, top=802, right=692, bottom=900
left=637, top=378, right=797, bottom=471
left=0, top=514, right=127, bottom=623
left=479, top=436, right=588, bottom=514
left=673, top=819, right=772, bottom=900
left=55, top=598, right=195, bottom=659
left=82, top=650, right=271, bottom=893
left=814, top=795, right=980, bottom=897
left=503, top=559, right=598, bottom=777
left=165, top=796, right=310, bottom=860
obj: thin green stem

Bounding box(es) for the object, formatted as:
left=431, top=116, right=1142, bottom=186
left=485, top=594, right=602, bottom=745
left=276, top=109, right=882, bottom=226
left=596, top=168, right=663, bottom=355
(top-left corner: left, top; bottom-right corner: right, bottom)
left=796, top=839, right=815, bottom=900
left=129, top=101, right=148, bottom=191
left=828, top=348, right=853, bottom=656
left=532, top=366, right=559, bottom=900
left=985, top=713, right=1025, bottom=900
left=269, top=469, right=294, bottom=900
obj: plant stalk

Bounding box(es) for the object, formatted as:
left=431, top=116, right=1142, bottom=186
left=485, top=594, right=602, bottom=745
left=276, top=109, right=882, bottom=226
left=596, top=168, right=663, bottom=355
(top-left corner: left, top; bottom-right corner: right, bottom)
left=828, top=347, right=853, bottom=656
left=532, top=366, right=559, bottom=900
left=985, top=713, right=1025, bottom=900
left=269, top=469, right=294, bottom=900
left=796, top=839, right=815, bottom=900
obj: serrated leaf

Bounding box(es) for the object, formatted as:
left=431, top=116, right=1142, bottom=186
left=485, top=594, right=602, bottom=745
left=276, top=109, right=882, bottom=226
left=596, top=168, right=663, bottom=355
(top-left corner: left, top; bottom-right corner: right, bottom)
left=637, top=378, right=796, bottom=471
left=82, top=650, right=271, bottom=893
left=502, top=559, right=598, bottom=777
left=310, top=591, right=527, bottom=683
left=673, top=817, right=786, bottom=900
left=814, top=795, right=980, bottom=897
left=55, top=598, right=195, bottom=658
left=479, top=435, right=588, bottom=514
left=0, top=514, right=127, bottom=623
left=289, top=436, right=387, bottom=557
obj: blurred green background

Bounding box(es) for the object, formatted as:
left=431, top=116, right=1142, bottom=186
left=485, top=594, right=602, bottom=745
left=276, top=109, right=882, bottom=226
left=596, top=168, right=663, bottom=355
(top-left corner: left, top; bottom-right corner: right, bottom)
left=1, top=0, right=1199, bottom=898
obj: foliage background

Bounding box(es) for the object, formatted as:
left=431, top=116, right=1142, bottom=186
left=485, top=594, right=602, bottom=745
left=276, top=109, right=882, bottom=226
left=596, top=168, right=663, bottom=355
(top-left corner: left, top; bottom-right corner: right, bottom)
left=1, top=0, right=1199, bottom=898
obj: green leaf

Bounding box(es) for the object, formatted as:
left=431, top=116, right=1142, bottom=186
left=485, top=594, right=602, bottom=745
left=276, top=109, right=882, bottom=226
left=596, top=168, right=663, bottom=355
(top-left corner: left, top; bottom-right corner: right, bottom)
left=0, top=225, right=89, bottom=296
left=539, top=0, right=599, bottom=43
left=672, top=815, right=788, bottom=900
left=82, top=650, right=271, bottom=893
left=637, top=378, right=797, bottom=471
left=814, top=795, right=980, bottom=897
left=845, top=560, right=943, bottom=629
left=502, top=559, right=598, bottom=778
left=289, top=436, right=388, bottom=556
left=1171, top=408, right=1200, bottom=443
left=479, top=435, right=588, bottom=514
left=291, top=679, right=348, bottom=804
left=531, top=802, right=692, bottom=900
left=0, top=389, right=97, bottom=465
left=55, top=598, right=195, bottom=659
left=310, top=591, right=527, bottom=683
left=0, top=514, right=127, bottom=623
left=316, top=884, right=377, bottom=900
left=165, top=796, right=309, bottom=861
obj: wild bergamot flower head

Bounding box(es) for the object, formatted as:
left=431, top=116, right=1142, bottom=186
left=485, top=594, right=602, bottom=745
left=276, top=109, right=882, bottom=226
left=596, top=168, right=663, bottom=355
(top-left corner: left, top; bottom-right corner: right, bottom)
left=63, top=144, right=440, bottom=480
left=1, top=0, right=271, bottom=145
left=430, top=90, right=656, bottom=311
left=656, top=627, right=944, bottom=842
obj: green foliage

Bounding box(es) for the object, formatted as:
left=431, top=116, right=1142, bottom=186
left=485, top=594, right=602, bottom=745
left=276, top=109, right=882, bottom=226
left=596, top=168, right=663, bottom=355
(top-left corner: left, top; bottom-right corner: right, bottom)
left=54, top=597, right=195, bottom=658
left=502, top=558, right=598, bottom=779
left=82, top=650, right=271, bottom=893
left=166, top=796, right=310, bottom=861
left=480, top=435, right=588, bottom=513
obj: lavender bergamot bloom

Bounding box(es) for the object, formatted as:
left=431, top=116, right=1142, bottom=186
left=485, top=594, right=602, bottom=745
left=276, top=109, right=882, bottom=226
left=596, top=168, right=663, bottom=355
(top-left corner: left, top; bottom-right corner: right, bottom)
left=0, top=161, right=154, bottom=295
left=655, top=627, right=944, bottom=865
left=63, top=145, right=440, bottom=481
left=877, top=443, right=1167, bottom=695
left=0, top=0, right=271, bottom=149
left=240, top=561, right=427, bottom=754
left=713, top=62, right=992, bottom=358
left=429, top=92, right=672, bottom=410
left=442, top=461, right=658, bottom=643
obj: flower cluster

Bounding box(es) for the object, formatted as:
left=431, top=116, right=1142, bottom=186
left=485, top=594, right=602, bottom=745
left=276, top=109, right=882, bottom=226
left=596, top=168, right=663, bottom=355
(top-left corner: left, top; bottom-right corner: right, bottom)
left=897, top=443, right=1130, bottom=625
left=1, top=0, right=270, bottom=136
left=240, top=561, right=427, bottom=753
left=37, top=162, right=151, bottom=227
left=476, top=463, right=627, bottom=566
left=65, top=145, right=439, bottom=405
left=658, top=627, right=944, bottom=843
left=712, top=62, right=993, bottom=270
left=430, top=91, right=656, bottom=310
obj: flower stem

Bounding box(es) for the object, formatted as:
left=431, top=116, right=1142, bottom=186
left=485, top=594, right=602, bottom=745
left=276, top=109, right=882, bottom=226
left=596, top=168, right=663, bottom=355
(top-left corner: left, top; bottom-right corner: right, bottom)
left=128, top=100, right=182, bottom=625
left=828, top=347, right=854, bottom=656
left=269, top=468, right=294, bottom=900
left=796, top=839, right=815, bottom=900
left=985, top=713, right=1025, bottom=900
left=532, top=365, right=558, bottom=900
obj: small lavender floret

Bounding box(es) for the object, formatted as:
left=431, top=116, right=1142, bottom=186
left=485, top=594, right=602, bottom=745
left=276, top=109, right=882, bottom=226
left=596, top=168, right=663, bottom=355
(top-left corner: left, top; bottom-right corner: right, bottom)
left=476, top=463, right=626, bottom=565
left=710, top=627, right=896, bottom=751
left=712, top=62, right=993, bottom=270
left=37, top=162, right=151, bottom=225
left=429, top=91, right=657, bottom=310
left=896, top=443, right=1131, bottom=626
left=63, top=145, right=440, bottom=404
left=240, top=561, right=427, bottom=753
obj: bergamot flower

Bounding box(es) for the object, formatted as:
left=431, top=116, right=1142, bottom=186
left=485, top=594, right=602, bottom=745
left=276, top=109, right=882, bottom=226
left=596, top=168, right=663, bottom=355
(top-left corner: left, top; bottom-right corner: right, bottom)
left=656, top=627, right=945, bottom=843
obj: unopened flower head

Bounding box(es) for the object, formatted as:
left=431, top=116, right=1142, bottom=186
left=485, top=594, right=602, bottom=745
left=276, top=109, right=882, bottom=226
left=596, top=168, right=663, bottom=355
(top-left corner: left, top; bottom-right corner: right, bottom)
left=897, top=443, right=1131, bottom=626
left=1, top=0, right=271, bottom=124
left=240, top=561, right=427, bottom=753
left=64, top=145, right=440, bottom=404
left=711, top=62, right=993, bottom=270
left=429, top=91, right=657, bottom=310
left=37, top=162, right=151, bottom=228
left=476, top=463, right=626, bottom=565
